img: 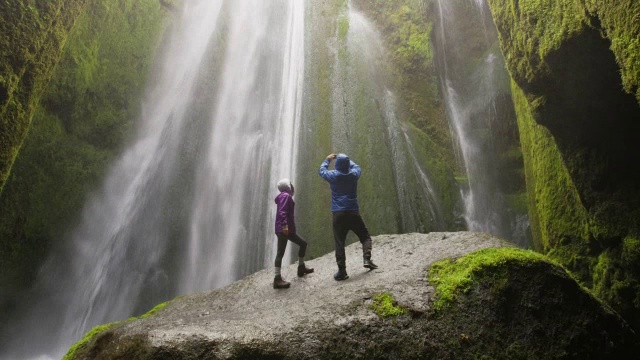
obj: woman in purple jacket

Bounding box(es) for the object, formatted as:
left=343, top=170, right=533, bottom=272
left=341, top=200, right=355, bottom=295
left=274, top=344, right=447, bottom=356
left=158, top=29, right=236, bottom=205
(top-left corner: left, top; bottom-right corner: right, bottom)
left=273, top=178, right=314, bottom=289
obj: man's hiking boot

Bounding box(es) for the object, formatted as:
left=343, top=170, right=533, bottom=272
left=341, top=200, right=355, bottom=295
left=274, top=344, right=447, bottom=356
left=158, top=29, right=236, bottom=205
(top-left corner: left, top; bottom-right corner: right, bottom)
left=364, top=259, right=378, bottom=270
left=273, top=275, right=290, bottom=289
left=297, top=265, right=314, bottom=277
left=334, top=268, right=349, bottom=281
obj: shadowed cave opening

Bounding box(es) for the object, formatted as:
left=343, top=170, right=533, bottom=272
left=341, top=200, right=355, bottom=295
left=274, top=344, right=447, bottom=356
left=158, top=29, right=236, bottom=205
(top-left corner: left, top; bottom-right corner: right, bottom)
left=536, top=21, right=640, bottom=241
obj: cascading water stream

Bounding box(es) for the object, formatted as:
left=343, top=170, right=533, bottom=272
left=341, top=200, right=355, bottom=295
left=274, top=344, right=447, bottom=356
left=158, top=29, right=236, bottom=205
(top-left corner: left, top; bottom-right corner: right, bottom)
left=178, top=0, right=305, bottom=294
left=342, top=6, right=444, bottom=231
left=1, top=1, right=304, bottom=359
left=0, top=1, right=529, bottom=358
left=433, top=0, right=529, bottom=245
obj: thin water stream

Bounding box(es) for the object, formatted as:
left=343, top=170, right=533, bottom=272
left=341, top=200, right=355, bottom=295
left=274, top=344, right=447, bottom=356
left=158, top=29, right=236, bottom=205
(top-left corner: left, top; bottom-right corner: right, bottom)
left=433, top=0, right=529, bottom=245
left=334, top=4, right=444, bottom=232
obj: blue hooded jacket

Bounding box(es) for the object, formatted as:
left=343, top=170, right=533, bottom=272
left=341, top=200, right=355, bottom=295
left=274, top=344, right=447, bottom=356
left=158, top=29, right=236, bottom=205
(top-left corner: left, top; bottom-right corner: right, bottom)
left=318, top=154, right=361, bottom=212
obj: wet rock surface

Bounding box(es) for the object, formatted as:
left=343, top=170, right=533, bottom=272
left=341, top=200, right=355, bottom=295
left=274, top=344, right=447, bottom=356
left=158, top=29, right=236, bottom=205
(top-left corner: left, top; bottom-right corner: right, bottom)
left=67, top=232, right=638, bottom=359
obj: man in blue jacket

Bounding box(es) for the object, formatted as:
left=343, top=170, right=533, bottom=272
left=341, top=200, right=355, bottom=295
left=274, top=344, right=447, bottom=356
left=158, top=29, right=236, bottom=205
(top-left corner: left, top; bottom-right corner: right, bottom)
left=319, top=153, right=378, bottom=281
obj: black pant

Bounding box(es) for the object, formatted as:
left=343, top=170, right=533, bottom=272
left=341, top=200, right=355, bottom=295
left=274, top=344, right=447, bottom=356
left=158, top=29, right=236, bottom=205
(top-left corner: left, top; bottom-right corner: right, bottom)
left=332, top=211, right=372, bottom=268
left=274, top=233, right=308, bottom=267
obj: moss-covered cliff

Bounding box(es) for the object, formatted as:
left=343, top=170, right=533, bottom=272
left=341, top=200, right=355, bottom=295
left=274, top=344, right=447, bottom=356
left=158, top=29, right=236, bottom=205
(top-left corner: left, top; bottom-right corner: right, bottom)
left=297, top=0, right=461, bottom=259
left=353, top=0, right=464, bottom=230
left=0, top=0, right=168, bottom=315
left=0, top=0, right=88, bottom=193
left=487, top=0, right=640, bottom=329
left=352, top=0, right=450, bottom=155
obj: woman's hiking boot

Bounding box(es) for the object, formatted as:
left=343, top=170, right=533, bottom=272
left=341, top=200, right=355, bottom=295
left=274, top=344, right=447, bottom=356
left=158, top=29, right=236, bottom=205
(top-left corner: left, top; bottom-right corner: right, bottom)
left=334, top=268, right=349, bottom=281
left=363, top=259, right=378, bottom=270
left=273, top=275, right=290, bottom=289
left=297, top=265, right=314, bottom=277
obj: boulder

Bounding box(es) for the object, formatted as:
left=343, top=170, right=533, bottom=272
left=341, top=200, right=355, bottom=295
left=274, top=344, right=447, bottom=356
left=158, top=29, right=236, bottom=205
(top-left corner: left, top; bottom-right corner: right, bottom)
left=65, top=232, right=638, bottom=359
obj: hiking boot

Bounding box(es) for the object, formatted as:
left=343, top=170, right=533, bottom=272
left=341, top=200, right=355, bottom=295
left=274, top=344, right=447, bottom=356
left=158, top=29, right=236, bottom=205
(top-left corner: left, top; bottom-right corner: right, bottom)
left=334, top=268, right=349, bottom=281
left=273, top=275, right=290, bottom=289
left=297, top=265, right=314, bottom=277
left=364, top=259, right=378, bottom=270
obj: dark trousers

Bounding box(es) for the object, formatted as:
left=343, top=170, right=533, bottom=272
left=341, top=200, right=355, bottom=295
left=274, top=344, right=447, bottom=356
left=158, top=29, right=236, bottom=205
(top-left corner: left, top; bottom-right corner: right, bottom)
left=274, top=233, right=308, bottom=267
left=332, top=211, right=372, bottom=268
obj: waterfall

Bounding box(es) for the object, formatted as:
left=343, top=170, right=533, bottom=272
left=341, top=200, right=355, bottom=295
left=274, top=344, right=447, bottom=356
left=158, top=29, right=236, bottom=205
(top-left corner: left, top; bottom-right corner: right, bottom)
left=333, top=4, right=445, bottom=232
left=178, top=0, right=305, bottom=294
left=0, top=1, right=531, bottom=358
left=433, top=0, right=529, bottom=245
left=1, top=1, right=304, bottom=359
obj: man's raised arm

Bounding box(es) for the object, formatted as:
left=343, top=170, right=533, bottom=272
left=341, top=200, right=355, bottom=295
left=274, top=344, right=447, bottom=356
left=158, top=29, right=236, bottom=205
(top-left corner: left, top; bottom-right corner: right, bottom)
left=319, top=154, right=336, bottom=181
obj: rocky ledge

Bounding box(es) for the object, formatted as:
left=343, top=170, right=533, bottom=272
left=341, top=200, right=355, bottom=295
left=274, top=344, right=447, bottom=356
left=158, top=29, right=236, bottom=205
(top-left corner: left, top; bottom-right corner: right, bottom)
left=65, top=232, right=638, bottom=359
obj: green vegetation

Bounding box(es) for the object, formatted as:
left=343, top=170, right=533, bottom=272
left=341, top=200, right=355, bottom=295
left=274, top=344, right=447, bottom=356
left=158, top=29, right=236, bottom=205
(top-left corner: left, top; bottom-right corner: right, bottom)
left=338, top=13, right=349, bottom=41
left=488, top=0, right=585, bottom=95
left=0, top=0, right=168, bottom=300
left=488, top=0, right=640, bottom=329
left=585, top=0, right=640, bottom=102
left=369, top=293, right=407, bottom=317
left=510, top=83, right=591, bottom=253
left=353, top=0, right=449, bottom=154
left=63, top=298, right=174, bottom=360
left=487, top=0, right=640, bottom=106
left=0, top=0, right=88, bottom=193
left=429, top=247, right=549, bottom=310
left=511, top=62, right=640, bottom=329
left=426, top=245, right=638, bottom=358
left=591, top=236, right=640, bottom=327
left=139, top=299, right=172, bottom=319
left=62, top=322, right=118, bottom=360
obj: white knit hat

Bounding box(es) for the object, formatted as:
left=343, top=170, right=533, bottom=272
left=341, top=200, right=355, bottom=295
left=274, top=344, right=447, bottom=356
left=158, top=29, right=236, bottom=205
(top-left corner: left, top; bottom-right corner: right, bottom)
left=277, top=178, right=291, bottom=192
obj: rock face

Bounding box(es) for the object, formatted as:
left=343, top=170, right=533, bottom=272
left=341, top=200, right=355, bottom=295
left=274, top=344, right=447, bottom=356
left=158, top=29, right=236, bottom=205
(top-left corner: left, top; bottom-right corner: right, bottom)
left=0, top=0, right=168, bottom=327
left=0, top=0, right=88, bottom=193
left=66, top=232, right=638, bottom=359
left=486, top=0, right=640, bottom=330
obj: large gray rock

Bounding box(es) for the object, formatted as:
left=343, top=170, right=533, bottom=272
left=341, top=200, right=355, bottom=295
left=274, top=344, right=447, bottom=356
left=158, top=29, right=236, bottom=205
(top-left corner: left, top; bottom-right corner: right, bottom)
left=65, top=232, right=638, bottom=359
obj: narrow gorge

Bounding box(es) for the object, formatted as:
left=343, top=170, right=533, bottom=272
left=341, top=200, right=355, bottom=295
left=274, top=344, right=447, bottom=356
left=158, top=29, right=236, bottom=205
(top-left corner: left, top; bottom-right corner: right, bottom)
left=0, top=0, right=638, bottom=359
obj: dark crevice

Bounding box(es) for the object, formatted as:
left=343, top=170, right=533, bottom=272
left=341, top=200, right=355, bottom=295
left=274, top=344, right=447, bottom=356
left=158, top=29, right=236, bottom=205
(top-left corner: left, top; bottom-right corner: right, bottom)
left=535, top=22, right=640, bottom=219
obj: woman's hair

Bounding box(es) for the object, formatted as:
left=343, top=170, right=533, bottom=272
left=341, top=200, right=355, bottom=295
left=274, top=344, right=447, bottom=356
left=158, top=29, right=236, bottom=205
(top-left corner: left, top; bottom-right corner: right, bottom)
left=277, top=178, right=292, bottom=192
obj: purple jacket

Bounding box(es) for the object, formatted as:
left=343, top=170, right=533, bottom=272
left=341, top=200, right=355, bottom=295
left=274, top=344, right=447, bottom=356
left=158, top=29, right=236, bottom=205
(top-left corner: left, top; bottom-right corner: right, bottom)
left=274, top=191, right=295, bottom=234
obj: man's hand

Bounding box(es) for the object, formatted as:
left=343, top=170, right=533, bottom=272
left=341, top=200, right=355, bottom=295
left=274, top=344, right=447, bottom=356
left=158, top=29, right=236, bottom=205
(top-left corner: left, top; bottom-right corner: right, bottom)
left=282, top=225, right=289, bottom=235
left=326, top=153, right=337, bottom=161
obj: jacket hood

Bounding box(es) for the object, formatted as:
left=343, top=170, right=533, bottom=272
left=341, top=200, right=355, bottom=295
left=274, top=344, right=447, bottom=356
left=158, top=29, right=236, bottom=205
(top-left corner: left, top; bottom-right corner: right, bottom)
left=335, top=154, right=350, bottom=173
left=277, top=178, right=291, bottom=193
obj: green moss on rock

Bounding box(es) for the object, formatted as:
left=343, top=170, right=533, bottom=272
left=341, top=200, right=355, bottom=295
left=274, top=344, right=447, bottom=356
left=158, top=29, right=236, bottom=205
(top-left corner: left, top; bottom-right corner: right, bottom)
left=427, top=246, right=638, bottom=359
left=62, top=322, right=119, bottom=360
left=583, top=0, right=640, bottom=102
left=429, top=247, right=549, bottom=310
left=63, top=298, right=175, bottom=360
left=369, top=293, right=407, bottom=317
left=510, top=82, right=591, bottom=253
left=0, top=0, right=89, bottom=193
left=353, top=0, right=450, bottom=155
left=0, top=0, right=168, bottom=312
left=487, top=0, right=640, bottom=106
left=488, top=0, right=640, bottom=330
left=139, top=299, right=172, bottom=319
left=591, top=236, right=640, bottom=330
